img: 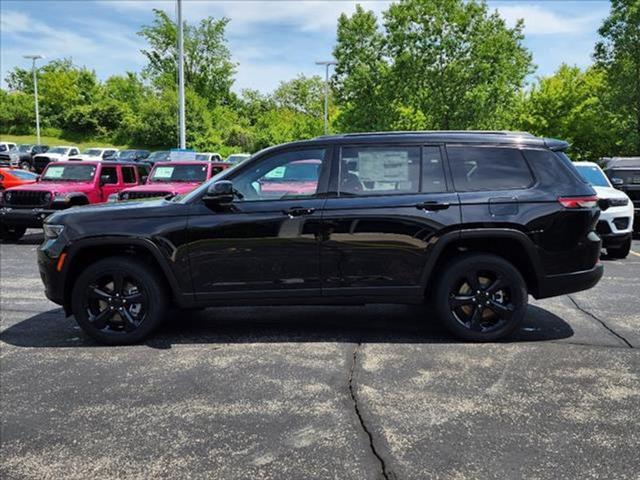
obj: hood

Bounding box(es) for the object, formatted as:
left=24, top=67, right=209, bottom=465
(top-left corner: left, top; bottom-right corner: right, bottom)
left=6, top=181, right=92, bottom=193
left=35, top=152, right=65, bottom=160
left=124, top=182, right=200, bottom=194
left=592, top=185, right=630, bottom=200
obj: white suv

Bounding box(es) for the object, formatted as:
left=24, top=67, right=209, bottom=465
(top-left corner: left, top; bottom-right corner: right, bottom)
left=575, top=161, right=634, bottom=258
left=32, top=146, right=80, bottom=173
left=70, top=148, right=119, bottom=161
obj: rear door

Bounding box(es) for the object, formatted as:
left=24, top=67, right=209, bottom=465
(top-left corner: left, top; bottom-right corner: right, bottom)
left=320, top=144, right=461, bottom=298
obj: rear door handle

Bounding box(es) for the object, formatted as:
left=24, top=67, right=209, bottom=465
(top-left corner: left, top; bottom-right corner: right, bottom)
left=284, top=207, right=316, bottom=217
left=416, top=201, right=450, bottom=211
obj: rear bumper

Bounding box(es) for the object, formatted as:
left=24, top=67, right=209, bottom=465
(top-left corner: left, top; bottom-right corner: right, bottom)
left=0, top=207, right=56, bottom=228
left=536, top=264, right=604, bottom=299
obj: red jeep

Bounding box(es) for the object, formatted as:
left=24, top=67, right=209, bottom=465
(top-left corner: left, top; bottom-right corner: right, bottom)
left=0, top=161, right=143, bottom=241
left=117, top=161, right=230, bottom=200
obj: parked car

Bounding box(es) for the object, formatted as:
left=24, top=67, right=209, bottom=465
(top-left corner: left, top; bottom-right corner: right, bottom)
left=0, top=161, right=143, bottom=241
left=0, top=168, right=39, bottom=190
left=603, top=157, right=640, bottom=233
left=146, top=151, right=171, bottom=164
left=0, top=142, right=18, bottom=166
left=70, top=148, right=119, bottom=161
left=225, top=153, right=251, bottom=164
left=32, top=146, right=80, bottom=173
left=118, top=161, right=230, bottom=201
left=196, top=152, right=223, bottom=162
left=37, top=131, right=604, bottom=345
left=574, top=162, right=634, bottom=258
left=113, top=150, right=151, bottom=163
left=5, top=144, right=50, bottom=170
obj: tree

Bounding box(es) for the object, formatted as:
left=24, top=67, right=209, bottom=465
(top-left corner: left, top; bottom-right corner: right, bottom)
left=332, top=0, right=533, bottom=132
left=139, top=9, right=236, bottom=107
left=595, top=0, right=640, bottom=154
left=516, top=65, right=622, bottom=161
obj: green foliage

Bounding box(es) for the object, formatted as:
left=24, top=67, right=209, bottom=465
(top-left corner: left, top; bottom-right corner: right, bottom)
left=139, top=9, right=236, bottom=107
left=0, top=90, right=34, bottom=134
left=515, top=65, right=622, bottom=161
left=333, top=0, right=533, bottom=132
left=594, top=0, right=640, bottom=153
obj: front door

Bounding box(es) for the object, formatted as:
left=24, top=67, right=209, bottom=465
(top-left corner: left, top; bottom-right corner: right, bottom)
left=187, top=146, right=331, bottom=301
left=99, top=166, right=121, bottom=202
left=320, top=144, right=461, bottom=298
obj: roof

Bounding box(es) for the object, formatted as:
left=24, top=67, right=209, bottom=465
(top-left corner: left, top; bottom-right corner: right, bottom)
left=301, top=130, right=568, bottom=150
left=50, top=160, right=142, bottom=167
left=150, top=160, right=211, bottom=167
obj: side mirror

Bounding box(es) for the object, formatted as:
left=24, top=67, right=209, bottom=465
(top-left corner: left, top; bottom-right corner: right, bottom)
left=141, top=175, right=148, bottom=184
left=100, top=174, right=111, bottom=186
left=203, top=180, right=234, bottom=206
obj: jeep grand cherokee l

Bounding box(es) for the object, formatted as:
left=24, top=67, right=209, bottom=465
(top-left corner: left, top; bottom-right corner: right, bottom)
left=0, top=161, right=143, bottom=241
left=37, top=131, right=603, bottom=345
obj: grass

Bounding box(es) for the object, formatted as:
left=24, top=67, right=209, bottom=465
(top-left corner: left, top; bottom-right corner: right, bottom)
left=0, top=133, right=130, bottom=150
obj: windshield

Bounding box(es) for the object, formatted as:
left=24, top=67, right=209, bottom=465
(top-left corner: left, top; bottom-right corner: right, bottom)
left=41, top=164, right=97, bottom=182
left=48, top=147, right=69, bottom=154
left=195, top=154, right=210, bottom=161
left=608, top=169, right=640, bottom=185
left=17, top=144, right=33, bottom=152
left=10, top=169, right=39, bottom=180
left=150, top=164, right=208, bottom=183
left=575, top=165, right=610, bottom=187
left=117, top=150, right=137, bottom=159
left=148, top=151, right=170, bottom=161
left=82, top=149, right=102, bottom=156
left=227, top=154, right=250, bottom=163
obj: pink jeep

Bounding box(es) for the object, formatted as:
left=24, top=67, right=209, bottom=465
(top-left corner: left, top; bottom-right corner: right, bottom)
left=118, top=161, right=230, bottom=200
left=0, top=161, right=143, bottom=241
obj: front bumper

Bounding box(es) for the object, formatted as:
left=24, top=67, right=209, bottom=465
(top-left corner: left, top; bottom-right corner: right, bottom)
left=0, top=207, right=56, bottom=228
left=536, top=263, right=604, bottom=299
left=37, top=239, right=66, bottom=306
left=600, top=231, right=632, bottom=249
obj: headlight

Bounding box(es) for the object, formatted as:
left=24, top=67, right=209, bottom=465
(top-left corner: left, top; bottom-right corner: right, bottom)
left=43, top=224, right=64, bottom=239
left=608, top=198, right=629, bottom=207
left=108, top=193, right=119, bottom=202
left=10, top=154, right=18, bottom=161
left=5, top=192, right=13, bottom=202
left=43, top=192, right=52, bottom=203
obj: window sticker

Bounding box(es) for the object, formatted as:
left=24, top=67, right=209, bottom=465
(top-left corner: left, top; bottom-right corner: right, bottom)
left=44, top=166, right=65, bottom=179
left=153, top=167, right=175, bottom=179
left=358, top=151, right=410, bottom=182
left=265, top=166, right=286, bottom=179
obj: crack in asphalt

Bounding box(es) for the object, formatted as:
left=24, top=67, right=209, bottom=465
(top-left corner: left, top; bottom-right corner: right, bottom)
left=567, top=295, right=633, bottom=348
left=349, top=343, right=394, bottom=480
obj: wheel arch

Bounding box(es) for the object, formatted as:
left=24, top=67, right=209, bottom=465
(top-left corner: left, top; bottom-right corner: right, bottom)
left=61, top=237, right=188, bottom=314
left=421, top=228, right=544, bottom=298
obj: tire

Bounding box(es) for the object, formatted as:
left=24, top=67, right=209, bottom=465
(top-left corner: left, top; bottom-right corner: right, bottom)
left=19, top=161, right=31, bottom=171
left=433, top=253, right=528, bottom=342
left=71, top=256, right=167, bottom=345
left=607, top=238, right=631, bottom=259
left=0, top=224, right=27, bottom=242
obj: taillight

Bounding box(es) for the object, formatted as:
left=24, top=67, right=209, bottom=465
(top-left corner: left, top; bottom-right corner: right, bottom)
left=558, top=196, right=598, bottom=209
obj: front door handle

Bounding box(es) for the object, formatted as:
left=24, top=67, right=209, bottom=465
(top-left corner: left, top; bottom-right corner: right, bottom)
left=416, top=201, right=450, bottom=211
left=284, top=207, right=316, bottom=217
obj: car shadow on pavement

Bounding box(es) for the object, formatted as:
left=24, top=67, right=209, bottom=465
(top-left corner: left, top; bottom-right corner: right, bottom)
left=0, top=304, right=573, bottom=349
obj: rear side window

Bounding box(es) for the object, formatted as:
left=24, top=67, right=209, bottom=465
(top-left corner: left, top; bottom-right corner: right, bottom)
left=340, top=146, right=420, bottom=195
left=448, top=146, right=534, bottom=191
left=101, top=167, right=118, bottom=184
left=122, top=167, right=136, bottom=184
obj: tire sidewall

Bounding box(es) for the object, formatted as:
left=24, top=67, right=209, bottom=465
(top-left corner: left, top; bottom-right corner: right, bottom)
left=434, top=254, right=528, bottom=342
left=71, top=257, right=166, bottom=345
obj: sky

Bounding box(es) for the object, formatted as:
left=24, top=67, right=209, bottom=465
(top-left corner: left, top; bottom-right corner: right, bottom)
left=0, top=0, right=612, bottom=94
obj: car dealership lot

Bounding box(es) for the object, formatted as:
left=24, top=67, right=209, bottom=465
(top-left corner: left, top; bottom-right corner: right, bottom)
left=1, top=232, right=639, bottom=479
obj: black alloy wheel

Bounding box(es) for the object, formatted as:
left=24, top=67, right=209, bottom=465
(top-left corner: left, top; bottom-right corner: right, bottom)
left=434, top=254, right=527, bottom=341
left=72, top=257, right=167, bottom=345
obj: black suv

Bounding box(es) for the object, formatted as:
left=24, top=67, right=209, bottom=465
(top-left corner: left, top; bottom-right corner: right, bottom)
left=38, top=131, right=603, bottom=345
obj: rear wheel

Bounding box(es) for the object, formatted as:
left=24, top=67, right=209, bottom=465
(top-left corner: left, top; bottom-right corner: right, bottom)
left=0, top=224, right=27, bottom=242
left=607, top=238, right=631, bottom=259
left=434, top=254, right=528, bottom=341
left=71, top=257, right=167, bottom=345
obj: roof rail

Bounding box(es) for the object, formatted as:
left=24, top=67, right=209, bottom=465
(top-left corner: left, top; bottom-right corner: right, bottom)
left=315, top=130, right=536, bottom=139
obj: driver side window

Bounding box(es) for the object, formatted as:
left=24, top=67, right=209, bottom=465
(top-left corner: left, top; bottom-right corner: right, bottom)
left=232, top=148, right=327, bottom=202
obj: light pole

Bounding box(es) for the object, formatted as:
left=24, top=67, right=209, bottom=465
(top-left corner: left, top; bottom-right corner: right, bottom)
left=23, top=54, right=44, bottom=145
left=176, top=0, right=186, bottom=149
left=315, top=60, right=337, bottom=135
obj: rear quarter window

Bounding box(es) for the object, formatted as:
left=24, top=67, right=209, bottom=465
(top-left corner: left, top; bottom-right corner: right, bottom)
left=448, top=146, right=534, bottom=191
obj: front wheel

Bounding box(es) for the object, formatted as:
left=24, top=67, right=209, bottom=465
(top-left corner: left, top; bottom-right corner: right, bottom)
left=433, top=254, right=528, bottom=341
left=607, top=238, right=631, bottom=259
left=19, top=161, right=32, bottom=171
left=0, top=224, right=27, bottom=242
left=71, top=257, right=167, bottom=345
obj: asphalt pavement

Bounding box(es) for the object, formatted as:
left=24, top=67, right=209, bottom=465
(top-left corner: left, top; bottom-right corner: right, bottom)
left=1, top=231, right=639, bottom=479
